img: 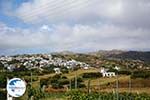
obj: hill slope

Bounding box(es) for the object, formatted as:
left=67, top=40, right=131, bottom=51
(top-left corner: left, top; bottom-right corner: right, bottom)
left=89, top=50, right=150, bottom=63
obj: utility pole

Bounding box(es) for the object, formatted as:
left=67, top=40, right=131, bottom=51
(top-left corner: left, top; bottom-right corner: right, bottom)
left=98, top=79, right=101, bottom=100
left=30, top=72, right=33, bottom=100
left=116, top=72, right=119, bottom=100
left=87, top=80, right=91, bottom=94
left=129, top=77, right=131, bottom=93
left=129, top=73, right=132, bottom=100
left=99, top=78, right=100, bottom=92
left=7, top=78, right=13, bottom=100
left=31, top=72, right=32, bottom=88
left=115, top=66, right=119, bottom=100
left=75, top=71, right=77, bottom=89
left=70, top=79, right=72, bottom=90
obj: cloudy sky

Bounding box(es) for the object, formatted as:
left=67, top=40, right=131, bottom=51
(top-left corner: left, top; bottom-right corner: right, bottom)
left=0, top=0, right=150, bottom=55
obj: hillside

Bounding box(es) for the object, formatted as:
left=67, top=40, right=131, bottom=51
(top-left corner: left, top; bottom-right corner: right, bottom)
left=107, top=51, right=150, bottom=63
left=89, top=50, right=150, bottom=63
left=88, top=50, right=124, bottom=57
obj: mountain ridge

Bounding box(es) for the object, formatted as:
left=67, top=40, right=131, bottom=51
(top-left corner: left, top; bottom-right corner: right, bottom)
left=88, top=50, right=150, bottom=63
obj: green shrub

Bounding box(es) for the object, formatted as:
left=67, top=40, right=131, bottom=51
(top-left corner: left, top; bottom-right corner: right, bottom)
left=0, top=90, right=6, bottom=100
left=28, top=86, right=46, bottom=100
left=131, top=71, right=150, bottom=79
left=118, top=70, right=131, bottom=75
left=82, top=72, right=102, bottom=79
left=70, top=77, right=86, bottom=89
left=66, top=91, right=150, bottom=100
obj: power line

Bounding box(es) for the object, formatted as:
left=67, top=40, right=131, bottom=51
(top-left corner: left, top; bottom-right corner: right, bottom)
left=3, top=0, right=95, bottom=24
left=17, top=0, right=91, bottom=23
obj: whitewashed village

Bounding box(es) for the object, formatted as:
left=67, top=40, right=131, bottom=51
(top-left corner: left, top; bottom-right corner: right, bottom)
left=0, top=54, right=121, bottom=77
left=0, top=54, right=90, bottom=73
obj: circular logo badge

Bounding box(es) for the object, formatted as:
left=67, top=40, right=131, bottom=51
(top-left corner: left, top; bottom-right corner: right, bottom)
left=7, top=78, right=26, bottom=97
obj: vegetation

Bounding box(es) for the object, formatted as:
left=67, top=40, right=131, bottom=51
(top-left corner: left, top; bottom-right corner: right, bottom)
left=27, top=85, right=46, bottom=100
left=81, top=72, right=102, bottom=79
left=70, top=77, right=86, bottom=89
left=66, top=90, right=150, bottom=100
left=107, top=51, right=150, bottom=64
left=0, top=90, right=6, bottom=100
left=118, top=70, right=131, bottom=75
left=61, top=67, right=69, bottom=74
left=131, top=70, right=150, bottom=79
left=0, top=73, right=7, bottom=88
left=42, top=64, right=56, bottom=74
left=40, top=74, right=70, bottom=89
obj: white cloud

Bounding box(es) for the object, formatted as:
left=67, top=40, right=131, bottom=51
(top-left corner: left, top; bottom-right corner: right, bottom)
left=10, top=0, right=150, bottom=28
left=0, top=0, right=150, bottom=54
left=0, top=22, right=149, bottom=51
left=40, top=25, right=51, bottom=31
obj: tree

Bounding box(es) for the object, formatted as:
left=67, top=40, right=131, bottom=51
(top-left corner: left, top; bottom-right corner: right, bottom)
left=0, top=73, right=6, bottom=88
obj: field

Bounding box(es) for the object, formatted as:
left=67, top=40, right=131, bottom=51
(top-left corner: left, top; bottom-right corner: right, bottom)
left=1, top=68, right=149, bottom=100
left=34, top=68, right=150, bottom=93
left=23, top=68, right=150, bottom=100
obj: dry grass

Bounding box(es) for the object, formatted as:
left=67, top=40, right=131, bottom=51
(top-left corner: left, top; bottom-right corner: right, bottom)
left=39, top=73, right=56, bottom=79
left=32, top=68, right=150, bottom=94
left=84, top=75, right=130, bottom=86
left=97, top=88, right=150, bottom=94
left=32, top=68, right=99, bottom=89
left=64, top=68, right=98, bottom=79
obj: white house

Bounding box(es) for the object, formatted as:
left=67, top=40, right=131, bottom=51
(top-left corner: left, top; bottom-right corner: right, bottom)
left=100, top=68, right=115, bottom=77
left=54, top=68, right=61, bottom=74
left=114, top=66, right=120, bottom=70
left=83, top=66, right=89, bottom=70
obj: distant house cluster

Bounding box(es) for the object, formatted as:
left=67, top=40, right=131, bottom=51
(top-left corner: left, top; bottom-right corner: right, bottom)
left=0, top=54, right=90, bottom=73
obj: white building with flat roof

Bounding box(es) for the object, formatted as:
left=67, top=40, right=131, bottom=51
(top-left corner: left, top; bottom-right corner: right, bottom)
left=54, top=68, right=61, bottom=74
left=100, top=68, right=115, bottom=77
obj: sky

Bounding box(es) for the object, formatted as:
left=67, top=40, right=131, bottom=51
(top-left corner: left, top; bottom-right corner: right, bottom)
left=0, top=0, right=150, bottom=55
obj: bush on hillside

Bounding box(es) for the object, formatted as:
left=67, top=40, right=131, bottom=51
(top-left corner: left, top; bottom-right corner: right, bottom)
left=131, top=70, right=150, bottom=79
left=82, top=72, right=102, bottom=78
